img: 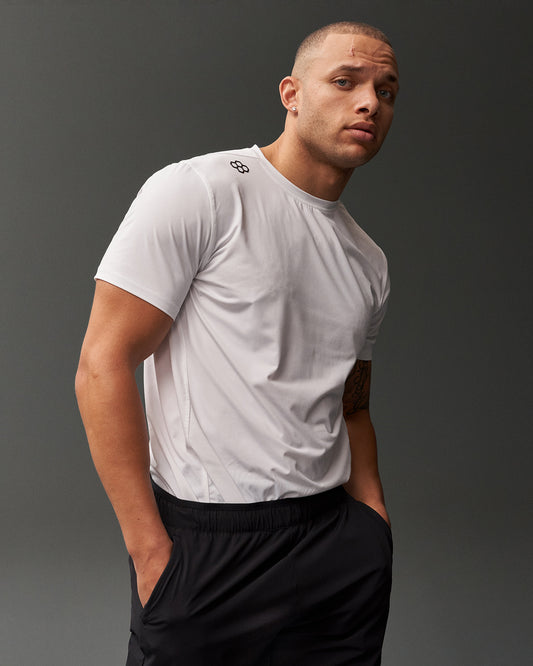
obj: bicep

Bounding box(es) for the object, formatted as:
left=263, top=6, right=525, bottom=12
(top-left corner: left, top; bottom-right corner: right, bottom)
left=342, top=359, right=372, bottom=418
left=80, top=280, right=174, bottom=370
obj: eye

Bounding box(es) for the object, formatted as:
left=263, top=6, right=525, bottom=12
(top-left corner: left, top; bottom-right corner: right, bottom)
left=334, top=78, right=351, bottom=89
left=377, top=89, right=393, bottom=100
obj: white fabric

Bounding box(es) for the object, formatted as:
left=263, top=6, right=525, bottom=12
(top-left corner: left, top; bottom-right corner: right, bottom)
left=95, top=146, right=390, bottom=502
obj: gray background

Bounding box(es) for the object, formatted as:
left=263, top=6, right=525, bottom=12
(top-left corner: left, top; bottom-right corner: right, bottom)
left=2, top=1, right=532, bottom=664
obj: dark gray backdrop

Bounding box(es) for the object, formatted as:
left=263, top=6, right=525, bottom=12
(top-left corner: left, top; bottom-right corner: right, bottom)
left=2, top=1, right=532, bottom=664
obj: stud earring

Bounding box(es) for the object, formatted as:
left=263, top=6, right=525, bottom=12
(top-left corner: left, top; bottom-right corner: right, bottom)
left=291, top=106, right=297, bottom=111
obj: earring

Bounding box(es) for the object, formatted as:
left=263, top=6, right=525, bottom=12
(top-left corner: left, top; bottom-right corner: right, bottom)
left=291, top=106, right=297, bottom=111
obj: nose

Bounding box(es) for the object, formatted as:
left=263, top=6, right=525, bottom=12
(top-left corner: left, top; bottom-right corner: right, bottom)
left=354, top=84, right=380, bottom=117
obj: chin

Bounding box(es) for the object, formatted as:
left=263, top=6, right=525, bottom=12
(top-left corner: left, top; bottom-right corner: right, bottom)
left=343, top=145, right=379, bottom=168
left=335, top=150, right=375, bottom=170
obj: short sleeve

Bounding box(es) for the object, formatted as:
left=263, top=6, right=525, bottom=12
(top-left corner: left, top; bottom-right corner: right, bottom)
left=358, top=266, right=391, bottom=361
left=95, top=162, right=215, bottom=319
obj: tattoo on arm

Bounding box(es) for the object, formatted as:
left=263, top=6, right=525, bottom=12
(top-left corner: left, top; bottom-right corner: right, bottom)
left=342, top=360, right=371, bottom=417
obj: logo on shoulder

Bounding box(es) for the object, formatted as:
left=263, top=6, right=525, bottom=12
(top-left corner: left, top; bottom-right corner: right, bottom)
left=230, top=160, right=249, bottom=174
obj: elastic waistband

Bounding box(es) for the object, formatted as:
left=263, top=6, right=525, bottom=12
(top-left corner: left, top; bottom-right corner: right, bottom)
left=153, top=482, right=348, bottom=532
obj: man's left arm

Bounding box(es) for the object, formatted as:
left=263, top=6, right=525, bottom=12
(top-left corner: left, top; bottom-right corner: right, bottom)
left=342, top=359, right=391, bottom=527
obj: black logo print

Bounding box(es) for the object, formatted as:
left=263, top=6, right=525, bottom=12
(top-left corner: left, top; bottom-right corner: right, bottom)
left=230, top=160, right=250, bottom=173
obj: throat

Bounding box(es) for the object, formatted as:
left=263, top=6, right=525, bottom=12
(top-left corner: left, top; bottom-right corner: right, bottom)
left=260, top=135, right=352, bottom=201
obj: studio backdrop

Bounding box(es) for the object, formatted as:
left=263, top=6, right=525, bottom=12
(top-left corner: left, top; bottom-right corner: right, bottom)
left=2, top=1, right=532, bottom=664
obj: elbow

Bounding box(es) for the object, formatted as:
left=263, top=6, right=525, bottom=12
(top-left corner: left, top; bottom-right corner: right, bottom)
left=75, top=343, right=134, bottom=404
left=75, top=352, right=92, bottom=406
left=74, top=343, right=108, bottom=404
left=343, top=407, right=372, bottom=425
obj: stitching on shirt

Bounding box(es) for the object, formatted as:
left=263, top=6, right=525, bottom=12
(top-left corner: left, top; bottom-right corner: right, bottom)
left=187, top=162, right=217, bottom=272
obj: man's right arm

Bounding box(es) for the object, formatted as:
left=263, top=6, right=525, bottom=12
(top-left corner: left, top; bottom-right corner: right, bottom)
left=75, top=279, right=174, bottom=606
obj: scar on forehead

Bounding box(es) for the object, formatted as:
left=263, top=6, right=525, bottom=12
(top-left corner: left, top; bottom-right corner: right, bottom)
left=349, top=38, right=355, bottom=56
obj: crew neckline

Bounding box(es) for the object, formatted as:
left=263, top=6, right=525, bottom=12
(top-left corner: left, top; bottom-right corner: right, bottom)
left=251, top=145, right=340, bottom=212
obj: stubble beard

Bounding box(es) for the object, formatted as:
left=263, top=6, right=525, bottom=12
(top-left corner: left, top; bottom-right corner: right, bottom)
left=297, top=114, right=378, bottom=172
left=303, top=131, right=377, bottom=172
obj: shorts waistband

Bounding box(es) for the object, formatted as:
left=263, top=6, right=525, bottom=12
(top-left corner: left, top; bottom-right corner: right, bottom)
left=153, top=481, right=348, bottom=532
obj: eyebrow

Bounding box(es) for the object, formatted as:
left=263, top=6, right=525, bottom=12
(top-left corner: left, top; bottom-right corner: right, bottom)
left=330, top=64, right=399, bottom=85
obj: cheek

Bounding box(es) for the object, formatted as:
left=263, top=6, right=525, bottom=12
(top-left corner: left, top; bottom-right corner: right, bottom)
left=300, top=100, right=335, bottom=130
left=381, top=107, right=394, bottom=129
left=296, top=107, right=321, bottom=133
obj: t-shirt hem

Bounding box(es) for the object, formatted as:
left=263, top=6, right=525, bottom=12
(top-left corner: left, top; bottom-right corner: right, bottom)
left=94, top=271, right=178, bottom=319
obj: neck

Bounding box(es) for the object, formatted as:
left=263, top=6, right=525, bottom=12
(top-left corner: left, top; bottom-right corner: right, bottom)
left=260, top=132, right=353, bottom=201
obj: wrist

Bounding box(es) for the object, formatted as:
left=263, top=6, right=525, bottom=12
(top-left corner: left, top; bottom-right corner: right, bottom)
left=343, top=485, right=390, bottom=526
left=127, top=530, right=172, bottom=564
left=361, top=499, right=390, bottom=527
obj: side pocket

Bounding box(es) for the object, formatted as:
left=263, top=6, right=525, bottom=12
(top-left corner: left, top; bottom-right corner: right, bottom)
left=342, top=489, right=392, bottom=534
left=136, top=537, right=182, bottom=621
left=355, top=500, right=393, bottom=542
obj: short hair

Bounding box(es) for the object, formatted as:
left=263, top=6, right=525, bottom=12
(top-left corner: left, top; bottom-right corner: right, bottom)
left=292, top=21, right=392, bottom=77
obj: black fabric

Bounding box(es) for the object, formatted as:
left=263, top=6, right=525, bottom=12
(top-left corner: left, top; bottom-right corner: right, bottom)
left=126, top=483, right=392, bottom=666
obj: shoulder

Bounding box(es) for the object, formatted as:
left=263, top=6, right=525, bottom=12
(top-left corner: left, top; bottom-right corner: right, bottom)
left=135, top=160, right=209, bottom=206
left=130, top=151, right=256, bottom=218
left=185, top=146, right=261, bottom=189
left=137, top=145, right=258, bottom=196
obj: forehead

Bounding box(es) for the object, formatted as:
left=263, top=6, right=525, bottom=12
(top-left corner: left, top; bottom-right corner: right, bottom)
left=311, top=33, right=398, bottom=78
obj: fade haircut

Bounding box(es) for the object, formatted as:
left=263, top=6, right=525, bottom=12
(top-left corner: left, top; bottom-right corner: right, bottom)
left=292, top=21, right=392, bottom=77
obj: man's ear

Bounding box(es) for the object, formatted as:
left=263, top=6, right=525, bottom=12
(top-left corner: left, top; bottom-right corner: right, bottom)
left=279, top=76, right=300, bottom=112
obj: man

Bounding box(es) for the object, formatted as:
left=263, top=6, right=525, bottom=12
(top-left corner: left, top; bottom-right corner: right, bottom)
left=76, top=20, right=399, bottom=666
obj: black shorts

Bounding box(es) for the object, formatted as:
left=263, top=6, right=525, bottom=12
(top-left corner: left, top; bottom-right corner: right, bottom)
left=126, top=483, right=392, bottom=666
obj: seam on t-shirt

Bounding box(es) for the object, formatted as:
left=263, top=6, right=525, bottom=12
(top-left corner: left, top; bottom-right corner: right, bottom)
left=182, top=341, right=191, bottom=442
left=187, top=162, right=217, bottom=272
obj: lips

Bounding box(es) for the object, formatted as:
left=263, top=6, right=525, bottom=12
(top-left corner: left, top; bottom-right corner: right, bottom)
left=346, top=122, right=376, bottom=142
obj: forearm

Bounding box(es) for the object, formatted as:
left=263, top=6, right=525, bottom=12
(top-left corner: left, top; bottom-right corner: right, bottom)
left=75, top=361, right=170, bottom=559
left=343, top=409, right=389, bottom=524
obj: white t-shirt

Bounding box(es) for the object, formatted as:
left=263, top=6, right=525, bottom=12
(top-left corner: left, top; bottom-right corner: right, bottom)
left=96, top=146, right=390, bottom=502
